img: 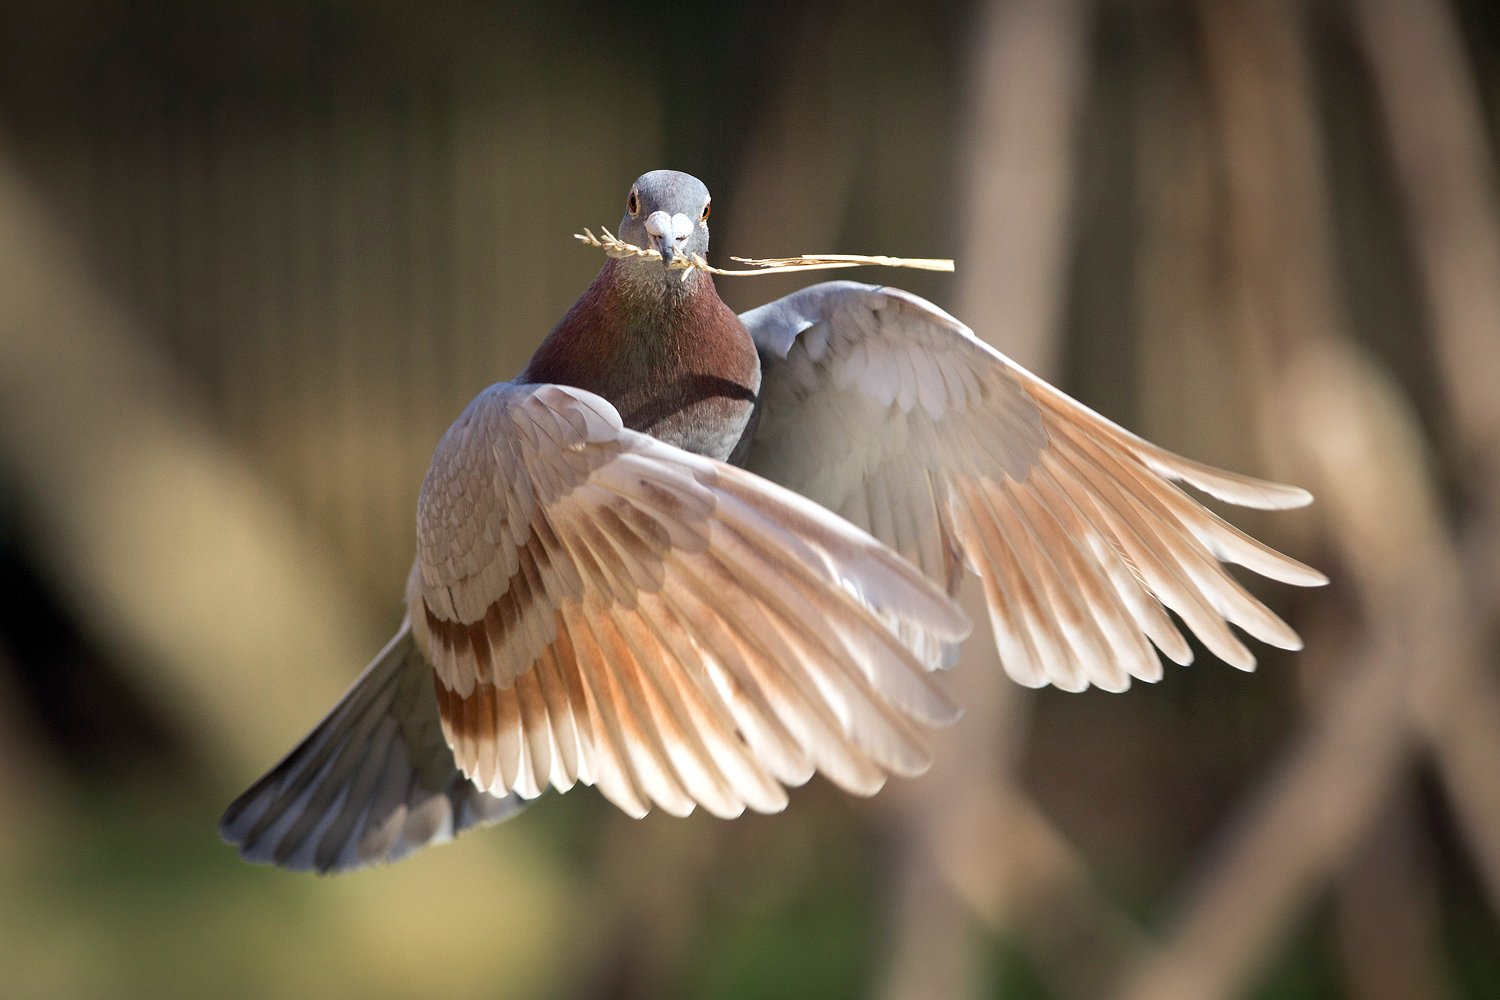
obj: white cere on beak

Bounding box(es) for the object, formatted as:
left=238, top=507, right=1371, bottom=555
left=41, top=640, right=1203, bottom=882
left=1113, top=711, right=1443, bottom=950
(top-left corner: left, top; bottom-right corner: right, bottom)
left=643, top=210, right=697, bottom=276
left=645, top=211, right=695, bottom=243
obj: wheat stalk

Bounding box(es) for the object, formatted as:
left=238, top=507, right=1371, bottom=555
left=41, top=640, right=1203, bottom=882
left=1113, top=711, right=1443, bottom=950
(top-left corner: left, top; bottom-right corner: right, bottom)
left=574, top=226, right=955, bottom=278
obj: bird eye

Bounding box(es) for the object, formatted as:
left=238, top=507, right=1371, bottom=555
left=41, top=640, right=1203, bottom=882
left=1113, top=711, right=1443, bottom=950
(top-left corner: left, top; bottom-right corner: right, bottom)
left=627, top=188, right=640, bottom=216
left=701, top=200, right=711, bottom=222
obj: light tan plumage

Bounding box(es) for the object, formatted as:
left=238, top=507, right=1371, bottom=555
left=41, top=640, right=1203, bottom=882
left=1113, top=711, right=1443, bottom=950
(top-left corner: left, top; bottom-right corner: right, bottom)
left=408, top=383, right=965, bottom=818
left=742, top=282, right=1325, bottom=693
left=222, top=171, right=1322, bottom=874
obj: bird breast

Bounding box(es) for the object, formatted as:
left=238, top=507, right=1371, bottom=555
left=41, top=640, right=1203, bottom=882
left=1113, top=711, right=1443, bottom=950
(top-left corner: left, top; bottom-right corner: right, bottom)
left=619, top=373, right=759, bottom=461
left=522, top=264, right=762, bottom=462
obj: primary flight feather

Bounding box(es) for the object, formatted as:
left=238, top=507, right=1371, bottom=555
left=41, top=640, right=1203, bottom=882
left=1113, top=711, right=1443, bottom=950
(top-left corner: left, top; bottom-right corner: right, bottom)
left=221, top=169, right=1324, bottom=872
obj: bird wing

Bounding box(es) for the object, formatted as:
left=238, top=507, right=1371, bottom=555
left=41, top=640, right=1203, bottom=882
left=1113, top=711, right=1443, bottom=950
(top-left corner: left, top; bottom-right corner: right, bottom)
left=740, top=281, right=1327, bottom=692
left=408, top=381, right=967, bottom=820
left=219, top=622, right=526, bottom=873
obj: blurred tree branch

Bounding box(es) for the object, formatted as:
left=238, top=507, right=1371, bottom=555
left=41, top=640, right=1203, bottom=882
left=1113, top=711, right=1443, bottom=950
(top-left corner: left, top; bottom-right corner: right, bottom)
left=877, top=2, right=1158, bottom=999
left=0, top=148, right=379, bottom=770
left=1111, top=1, right=1500, bottom=996
left=1352, top=0, right=1500, bottom=906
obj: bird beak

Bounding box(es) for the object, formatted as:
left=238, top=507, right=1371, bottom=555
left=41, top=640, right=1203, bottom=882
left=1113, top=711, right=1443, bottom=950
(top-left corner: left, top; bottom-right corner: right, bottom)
left=644, top=211, right=693, bottom=267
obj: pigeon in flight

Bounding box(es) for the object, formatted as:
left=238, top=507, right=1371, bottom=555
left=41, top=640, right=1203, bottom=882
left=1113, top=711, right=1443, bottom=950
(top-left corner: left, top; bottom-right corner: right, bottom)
left=221, top=170, right=1324, bottom=873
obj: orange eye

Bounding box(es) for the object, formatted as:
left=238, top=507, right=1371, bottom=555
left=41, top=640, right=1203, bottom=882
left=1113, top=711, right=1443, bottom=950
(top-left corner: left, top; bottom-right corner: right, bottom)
left=701, top=200, right=711, bottom=221
left=627, top=189, right=640, bottom=215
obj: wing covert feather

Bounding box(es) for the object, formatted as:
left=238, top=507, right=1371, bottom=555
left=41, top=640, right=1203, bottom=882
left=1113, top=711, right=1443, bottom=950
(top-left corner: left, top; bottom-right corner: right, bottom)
left=741, top=281, right=1326, bottom=692
left=411, top=382, right=967, bottom=818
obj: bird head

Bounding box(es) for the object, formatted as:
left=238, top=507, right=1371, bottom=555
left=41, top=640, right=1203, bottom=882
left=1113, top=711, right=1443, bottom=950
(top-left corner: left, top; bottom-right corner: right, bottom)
left=616, top=170, right=712, bottom=275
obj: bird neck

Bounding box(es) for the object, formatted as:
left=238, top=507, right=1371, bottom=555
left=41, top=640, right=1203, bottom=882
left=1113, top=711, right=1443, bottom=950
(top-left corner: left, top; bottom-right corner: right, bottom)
left=519, top=259, right=761, bottom=449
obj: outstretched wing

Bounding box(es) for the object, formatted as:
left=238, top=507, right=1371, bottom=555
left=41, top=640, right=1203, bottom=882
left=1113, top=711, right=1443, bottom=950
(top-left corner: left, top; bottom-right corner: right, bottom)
left=408, top=382, right=968, bottom=820
left=741, top=281, right=1326, bottom=693
left=219, top=623, right=526, bottom=873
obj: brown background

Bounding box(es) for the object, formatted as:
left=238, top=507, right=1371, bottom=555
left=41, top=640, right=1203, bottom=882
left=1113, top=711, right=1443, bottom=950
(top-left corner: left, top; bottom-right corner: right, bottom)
left=0, top=1, right=1497, bottom=997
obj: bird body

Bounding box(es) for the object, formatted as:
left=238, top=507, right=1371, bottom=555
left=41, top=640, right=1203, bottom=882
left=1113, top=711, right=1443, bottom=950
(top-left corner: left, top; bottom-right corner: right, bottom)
left=221, top=170, right=1325, bottom=873
left=520, top=258, right=759, bottom=461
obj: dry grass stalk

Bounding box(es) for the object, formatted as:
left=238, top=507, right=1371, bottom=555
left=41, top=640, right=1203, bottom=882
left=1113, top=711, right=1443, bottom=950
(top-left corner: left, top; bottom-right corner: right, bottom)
left=574, top=226, right=954, bottom=277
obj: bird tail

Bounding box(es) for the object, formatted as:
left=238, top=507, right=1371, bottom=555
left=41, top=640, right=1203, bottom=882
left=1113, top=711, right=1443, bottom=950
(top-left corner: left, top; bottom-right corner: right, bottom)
left=219, top=621, right=528, bottom=873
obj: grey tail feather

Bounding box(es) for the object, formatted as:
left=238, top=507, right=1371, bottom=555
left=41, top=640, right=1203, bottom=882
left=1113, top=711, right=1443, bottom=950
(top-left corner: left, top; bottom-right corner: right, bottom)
left=218, top=622, right=530, bottom=874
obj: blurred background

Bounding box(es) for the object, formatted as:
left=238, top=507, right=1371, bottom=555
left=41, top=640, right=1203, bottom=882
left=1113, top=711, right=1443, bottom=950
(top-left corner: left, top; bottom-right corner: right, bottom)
left=0, top=0, right=1497, bottom=997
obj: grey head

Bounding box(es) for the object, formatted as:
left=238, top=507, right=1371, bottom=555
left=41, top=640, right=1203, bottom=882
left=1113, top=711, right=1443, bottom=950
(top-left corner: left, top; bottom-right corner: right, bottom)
left=615, top=170, right=712, bottom=275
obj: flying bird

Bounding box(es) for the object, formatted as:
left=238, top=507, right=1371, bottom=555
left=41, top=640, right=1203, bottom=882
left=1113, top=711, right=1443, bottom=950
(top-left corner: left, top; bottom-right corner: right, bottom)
left=221, top=170, right=1325, bottom=873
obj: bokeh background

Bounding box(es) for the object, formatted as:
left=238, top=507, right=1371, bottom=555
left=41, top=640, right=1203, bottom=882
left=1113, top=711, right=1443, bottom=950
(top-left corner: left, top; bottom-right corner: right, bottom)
left=1, top=0, right=1498, bottom=997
